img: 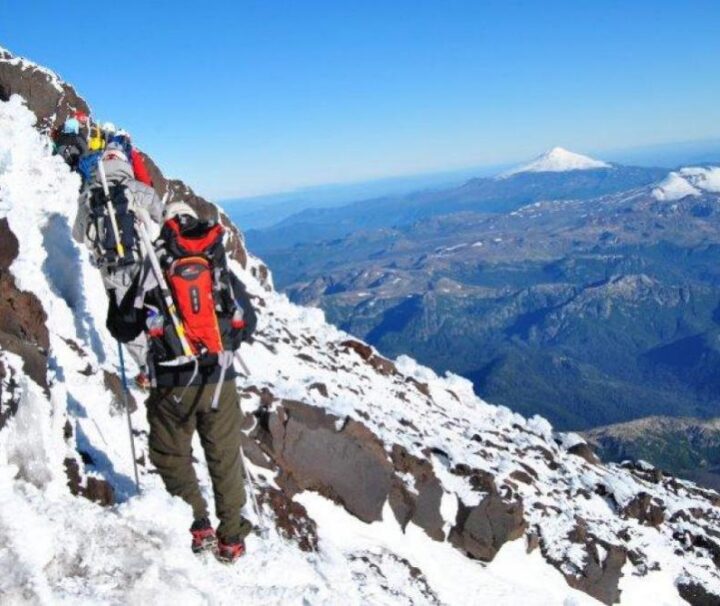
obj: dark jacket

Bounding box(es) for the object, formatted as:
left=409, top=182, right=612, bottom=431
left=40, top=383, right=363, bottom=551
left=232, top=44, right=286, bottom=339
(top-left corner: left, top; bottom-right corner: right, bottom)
left=54, top=132, right=89, bottom=171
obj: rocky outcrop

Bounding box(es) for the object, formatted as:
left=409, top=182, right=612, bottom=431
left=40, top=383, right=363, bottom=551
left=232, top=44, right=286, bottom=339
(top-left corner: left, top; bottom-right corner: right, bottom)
left=102, top=370, right=137, bottom=415
left=389, top=445, right=445, bottom=540
left=0, top=48, right=89, bottom=132
left=0, top=219, right=49, bottom=390
left=64, top=457, right=115, bottom=507
left=621, top=492, right=665, bottom=527
left=259, top=485, right=319, bottom=552
left=260, top=399, right=393, bottom=523
left=449, top=492, right=526, bottom=561
left=541, top=519, right=628, bottom=605
left=679, top=582, right=720, bottom=606
left=565, top=540, right=627, bottom=606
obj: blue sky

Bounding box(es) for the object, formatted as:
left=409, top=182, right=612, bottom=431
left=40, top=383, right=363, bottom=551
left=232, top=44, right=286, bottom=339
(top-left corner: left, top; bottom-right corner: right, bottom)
left=2, top=1, right=719, bottom=199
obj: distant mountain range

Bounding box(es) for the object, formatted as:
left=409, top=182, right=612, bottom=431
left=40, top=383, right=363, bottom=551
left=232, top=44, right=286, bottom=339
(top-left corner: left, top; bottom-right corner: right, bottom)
left=224, top=138, right=720, bottom=230
left=245, top=150, right=720, bottom=446
left=246, top=158, right=667, bottom=257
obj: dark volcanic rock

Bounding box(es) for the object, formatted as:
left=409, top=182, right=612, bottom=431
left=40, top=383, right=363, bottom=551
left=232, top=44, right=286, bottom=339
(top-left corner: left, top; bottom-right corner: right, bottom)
left=545, top=526, right=628, bottom=606
left=0, top=219, right=49, bottom=390
left=265, top=400, right=393, bottom=523
left=259, top=485, right=319, bottom=552
left=565, top=540, right=627, bottom=605
left=448, top=493, right=526, bottom=561
left=568, top=442, right=600, bottom=464
left=622, top=492, right=665, bottom=527
left=678, top=582, right=720, bottom=606
left=102, top=370, right=137, bottom=415
left=390, top=445, right=445, bottom=540
left=0, top=218, right=19, bottom=267
left=63, top=458, right=115, bottom=507
left=0, top=49, right=89, bottom=131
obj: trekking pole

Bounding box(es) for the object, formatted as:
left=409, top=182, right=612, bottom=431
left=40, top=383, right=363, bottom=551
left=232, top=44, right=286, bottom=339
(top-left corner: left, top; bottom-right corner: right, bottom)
left=238, top=437, right=268, bottom=537
left=134, top=213, right=194, bottom=359
left=117, top=340, right=141, bottom=494
left=97, top=159, right=126, bottom=260
left=235, top=351, right=251, bottom=376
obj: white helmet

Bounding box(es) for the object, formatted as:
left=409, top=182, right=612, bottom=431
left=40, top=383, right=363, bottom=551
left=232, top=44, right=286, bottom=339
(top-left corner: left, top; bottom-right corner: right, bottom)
left=102, top=121, right=116, bottom=134
left=164, top=201, right=198, bottom=222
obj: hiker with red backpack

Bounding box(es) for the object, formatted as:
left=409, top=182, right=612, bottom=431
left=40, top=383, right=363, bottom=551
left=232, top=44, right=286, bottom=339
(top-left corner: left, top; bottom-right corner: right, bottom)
left=109, top=202, right=257, bottom=563
left=73, top=141, right=164, bottom=388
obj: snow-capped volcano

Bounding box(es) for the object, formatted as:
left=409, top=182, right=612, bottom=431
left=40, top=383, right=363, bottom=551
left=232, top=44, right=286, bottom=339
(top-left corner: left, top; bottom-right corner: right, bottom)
left=501, top=147, right=611, bottom=177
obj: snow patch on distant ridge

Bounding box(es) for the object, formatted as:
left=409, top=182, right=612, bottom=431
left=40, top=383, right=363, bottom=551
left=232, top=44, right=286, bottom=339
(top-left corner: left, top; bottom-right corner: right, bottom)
left=501, top=147, right=611, bottom=178
left=652, top=166, right=720, bottom=201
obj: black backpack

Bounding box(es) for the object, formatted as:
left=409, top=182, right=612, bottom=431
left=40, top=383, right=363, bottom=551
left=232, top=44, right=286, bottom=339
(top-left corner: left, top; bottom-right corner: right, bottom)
left=57, top=142, right=83, bottom=170
left=86, top=184, right=140, bottom=267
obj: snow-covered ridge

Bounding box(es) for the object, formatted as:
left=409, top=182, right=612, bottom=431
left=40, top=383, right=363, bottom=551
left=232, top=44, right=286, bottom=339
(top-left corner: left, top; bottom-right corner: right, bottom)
left=501, top=147, right=611, bottom=178
left=652, top=166, right=720, bottom=201
left=1, top=56, right=720, bottom=605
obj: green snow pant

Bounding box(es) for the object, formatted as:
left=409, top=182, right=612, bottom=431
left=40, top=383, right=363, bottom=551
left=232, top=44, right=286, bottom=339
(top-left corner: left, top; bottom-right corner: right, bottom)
left=146, top=380, right=252, bottom=540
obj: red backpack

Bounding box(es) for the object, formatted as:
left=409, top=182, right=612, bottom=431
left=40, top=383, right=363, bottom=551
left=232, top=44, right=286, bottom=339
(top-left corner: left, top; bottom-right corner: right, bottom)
left=161, top=219, right=242, bottom=356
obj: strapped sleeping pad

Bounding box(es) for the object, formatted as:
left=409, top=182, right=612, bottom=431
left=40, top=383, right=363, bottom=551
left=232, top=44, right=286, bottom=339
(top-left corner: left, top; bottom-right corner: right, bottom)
left=86, top=183, right=140, bottom=267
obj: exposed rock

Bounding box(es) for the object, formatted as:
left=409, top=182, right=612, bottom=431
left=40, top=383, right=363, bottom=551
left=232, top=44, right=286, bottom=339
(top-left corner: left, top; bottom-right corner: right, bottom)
left=0, top=48, right=89, bottom=131
left=0, top=360, right=19, bottom=431
left=566, top=540, right=627, bottom=605
left=258, top=486, right=319, bottom=552
left=0, top=219, right=49, bottom=390
left=388, top=476, right=416, bottom=530
left=390, top=445, right=445, bottom=540
left=547, top=529, right=627, bottom=606
left=510, top=469, right=534, bottom=485
left=568, top=442, right=600, bottom=464
left=406, top=376, right=430, bottom=397
left=308, top=382, right=329, bottom=398
left=0, top=218, right=19, bottom=267
left=622, top=492, right=665, bottom=527
left=102, top=370, right=137, bottom=414
left=678, top=582, right=720, bottom=606
left=341, top=339, right=373, bottom=361
left=263, top=400, right=393, bottom=523
left=63, top=458, right=115, bottom=507
left=448, top=493, right=526, bottom=561
left=85, top=476, right=115, bottom=507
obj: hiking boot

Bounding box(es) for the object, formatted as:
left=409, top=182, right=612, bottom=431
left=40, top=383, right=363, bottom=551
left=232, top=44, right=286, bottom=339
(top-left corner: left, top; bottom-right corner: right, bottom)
left=216, top=535, right=246, bottom=563
left=134, top=372, right=151, bottom=390
left=190, top=517, right=217, bottom=554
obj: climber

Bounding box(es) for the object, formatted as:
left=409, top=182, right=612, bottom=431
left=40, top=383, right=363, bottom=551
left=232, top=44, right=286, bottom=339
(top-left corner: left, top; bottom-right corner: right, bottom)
left=72, top=140, right=164, bottom=388
left=53, top=118, right=88, bottom=171
left=108, top=201, right=257, bottom=563
left=87, top=123, right=105, bottom=152
left=108, top=130, right=154, bottom=187
left=72, top=109, right=91, bottom=141
left=101, top=121, right=116, bottom=146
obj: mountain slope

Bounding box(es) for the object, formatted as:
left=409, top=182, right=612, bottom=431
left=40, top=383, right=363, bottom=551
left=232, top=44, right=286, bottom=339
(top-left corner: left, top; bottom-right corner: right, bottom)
left=1, top=48, right=719, bottom=605
left=586, top=416, right=720, bottom=490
